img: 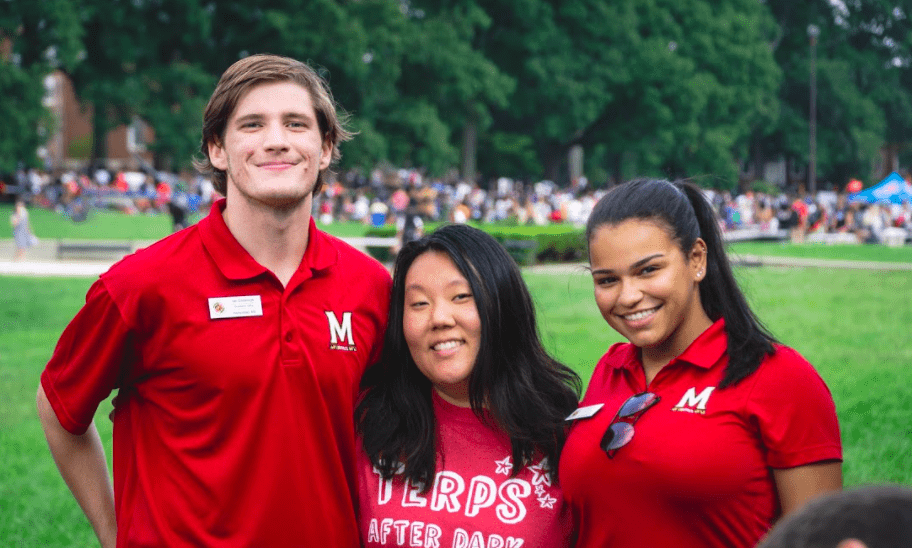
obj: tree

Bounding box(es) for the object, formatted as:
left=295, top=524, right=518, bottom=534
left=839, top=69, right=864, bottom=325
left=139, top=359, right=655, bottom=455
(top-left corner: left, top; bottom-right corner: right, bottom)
left=0, top=0, right=82, bottom=172
left=763, top=0, right=910, bottom=188
left=834, top=0, right=912, bottom=180
left=478, top=0, right=781, bottom=189
left=395, top=1, right=515, bottom=181
left=58, top=0, right=216, bottom=171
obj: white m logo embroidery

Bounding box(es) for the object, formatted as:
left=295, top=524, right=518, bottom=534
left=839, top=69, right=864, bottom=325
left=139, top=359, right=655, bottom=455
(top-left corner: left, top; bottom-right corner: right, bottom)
left=672, top=387, right=715, bottom=414
left=325, top=311, right=357, bottom=351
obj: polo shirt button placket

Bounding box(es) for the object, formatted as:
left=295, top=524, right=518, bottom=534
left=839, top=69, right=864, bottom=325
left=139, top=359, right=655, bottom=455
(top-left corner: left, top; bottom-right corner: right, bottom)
left=278, top=296, right=298, bottom=363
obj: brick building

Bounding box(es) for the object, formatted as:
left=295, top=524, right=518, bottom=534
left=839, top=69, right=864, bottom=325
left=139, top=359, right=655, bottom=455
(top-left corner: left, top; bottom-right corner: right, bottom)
left=41, top=71, right=155, bottom=172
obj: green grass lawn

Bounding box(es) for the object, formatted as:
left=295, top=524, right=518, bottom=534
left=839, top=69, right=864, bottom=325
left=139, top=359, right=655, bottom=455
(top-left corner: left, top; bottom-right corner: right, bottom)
left=1, top=264, right=910, bottom=545
left=727, top=240, right=912, bottom=263
left=0, top=203, right=369, bottom=242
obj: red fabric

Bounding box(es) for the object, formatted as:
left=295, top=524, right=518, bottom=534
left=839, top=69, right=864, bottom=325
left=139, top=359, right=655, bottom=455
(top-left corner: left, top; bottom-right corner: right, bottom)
left=41, top=199, right=392, bottom=547
left=559, top=319, right=842, bottom=548
left=358, top=392, right=573, bottom=547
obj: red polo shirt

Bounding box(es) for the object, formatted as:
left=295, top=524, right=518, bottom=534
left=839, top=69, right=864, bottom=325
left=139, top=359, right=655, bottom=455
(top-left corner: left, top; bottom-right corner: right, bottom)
left=41, top=199, right=392, bottom=547
left=558, top=319, right=841, bottom=548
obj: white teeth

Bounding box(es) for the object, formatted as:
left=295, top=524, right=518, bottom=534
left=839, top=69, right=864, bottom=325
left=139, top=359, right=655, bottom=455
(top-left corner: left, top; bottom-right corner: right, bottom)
left=622, top=307, right=658, bottom=321
left=433, top=340, right=462, bottom=351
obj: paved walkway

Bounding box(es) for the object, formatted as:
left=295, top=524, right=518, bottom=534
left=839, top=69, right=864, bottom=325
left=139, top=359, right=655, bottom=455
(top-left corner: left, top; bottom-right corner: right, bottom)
left=2, top=238, right=911, bottom=277
left=525, top=255, right=912, bottom=274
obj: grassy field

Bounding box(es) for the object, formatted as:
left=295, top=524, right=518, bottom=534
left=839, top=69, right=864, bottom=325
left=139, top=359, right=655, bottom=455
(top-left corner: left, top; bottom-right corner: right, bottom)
left=727, top=240, right=912, bottom=264
left=0, top=202, right=362, bottom=241
left=1, top=263, right=910, bottom=545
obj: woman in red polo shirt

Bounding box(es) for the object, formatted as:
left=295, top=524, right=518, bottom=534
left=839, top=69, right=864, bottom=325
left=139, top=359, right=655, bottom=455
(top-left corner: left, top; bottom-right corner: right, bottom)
left=356, top=224, right=580, bottom=547
left=560, top=178, right=843, bottom=548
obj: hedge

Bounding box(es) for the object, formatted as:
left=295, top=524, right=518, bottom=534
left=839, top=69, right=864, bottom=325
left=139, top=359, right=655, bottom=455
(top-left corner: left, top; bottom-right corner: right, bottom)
left=364, top=222, right=587, bottom=266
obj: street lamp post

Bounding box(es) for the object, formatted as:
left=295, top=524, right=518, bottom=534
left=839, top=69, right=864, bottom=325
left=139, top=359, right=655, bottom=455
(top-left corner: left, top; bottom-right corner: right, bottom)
left=808, top=24, right=820, bottom=195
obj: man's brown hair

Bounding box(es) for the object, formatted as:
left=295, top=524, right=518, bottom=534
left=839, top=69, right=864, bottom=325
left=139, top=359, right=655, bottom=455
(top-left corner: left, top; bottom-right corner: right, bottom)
left=193, top=54, right=353, bottom=195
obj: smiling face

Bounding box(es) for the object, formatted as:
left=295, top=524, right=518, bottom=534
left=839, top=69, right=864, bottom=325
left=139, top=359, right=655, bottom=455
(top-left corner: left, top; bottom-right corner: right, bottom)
left=589, top=218, right=712, bottom=367
left=208, top=80, right=332, bottom=210
left=403, top=250, right=482, bottom=407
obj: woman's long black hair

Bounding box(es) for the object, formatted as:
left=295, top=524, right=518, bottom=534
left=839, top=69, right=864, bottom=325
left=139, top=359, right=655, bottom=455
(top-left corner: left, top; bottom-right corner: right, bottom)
left=585, top=178, right=777, bottom=388
left=357, top=224, right=581, bottom=491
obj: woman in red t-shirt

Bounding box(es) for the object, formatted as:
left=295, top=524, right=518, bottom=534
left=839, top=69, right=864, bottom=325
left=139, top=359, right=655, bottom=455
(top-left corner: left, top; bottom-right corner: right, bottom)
left=560, top=178, right=843, bottom=548
left=356, top=224, right=580, bottom=547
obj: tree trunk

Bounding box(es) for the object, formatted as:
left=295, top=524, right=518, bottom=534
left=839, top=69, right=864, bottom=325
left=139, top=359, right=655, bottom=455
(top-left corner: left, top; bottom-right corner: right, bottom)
left=461, top=114, right=477, bottom=184
left=611, top=152, right=624, bottom=186
left=543, top=150, right=561, bottom=183
left=568, top=145, right=584, bottom=184
left=90, top=104, right=108, bottom=168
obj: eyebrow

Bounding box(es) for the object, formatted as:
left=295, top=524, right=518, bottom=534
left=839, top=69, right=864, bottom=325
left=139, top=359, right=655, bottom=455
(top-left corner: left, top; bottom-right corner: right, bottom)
left=405, top=278, right=470, bottom=292
left=591, top=253, right=664, bottom=275
left=232, top=113, right=264, bottom=124
left=233, top=112, right=314, bottom=124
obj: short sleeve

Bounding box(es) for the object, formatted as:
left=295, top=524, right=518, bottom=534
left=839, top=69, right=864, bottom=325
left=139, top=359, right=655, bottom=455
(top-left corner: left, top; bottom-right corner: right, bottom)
left=745, top=346, right=842, bottom=468
left=40, top=278, right=133, bottom=435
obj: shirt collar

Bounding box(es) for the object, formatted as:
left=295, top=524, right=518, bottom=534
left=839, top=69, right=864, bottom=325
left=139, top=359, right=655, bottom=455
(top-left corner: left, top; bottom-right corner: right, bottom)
left=199, top=199, right=268, bottom=280
left=676, top=318, right=727, bottom=369
left=611, top=317, right=727, bottom=372
left=199, top=199, right=339, bottom=281
left=299, top=216, right=339, bottom=274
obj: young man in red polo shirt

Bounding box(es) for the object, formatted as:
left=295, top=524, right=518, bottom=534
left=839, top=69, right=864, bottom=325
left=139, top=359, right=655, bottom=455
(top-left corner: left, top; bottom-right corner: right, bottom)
left=37, top=54, right=392, bottom=548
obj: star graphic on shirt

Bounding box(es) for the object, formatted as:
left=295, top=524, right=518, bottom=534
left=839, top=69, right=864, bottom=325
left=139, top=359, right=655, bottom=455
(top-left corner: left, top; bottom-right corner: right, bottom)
left=529, top=459, right=552, bottom=487
left=535, top=484, right=546, bottom=496
left=495, top=456, right=513, bottom=475
left=538, top=493, right=557, bottom=509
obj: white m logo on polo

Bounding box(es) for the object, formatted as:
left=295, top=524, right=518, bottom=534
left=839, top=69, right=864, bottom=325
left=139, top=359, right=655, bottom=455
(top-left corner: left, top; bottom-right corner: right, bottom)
left=325, top=311, right=357, bottom=351
left=672, top=387, right=715, bottom=414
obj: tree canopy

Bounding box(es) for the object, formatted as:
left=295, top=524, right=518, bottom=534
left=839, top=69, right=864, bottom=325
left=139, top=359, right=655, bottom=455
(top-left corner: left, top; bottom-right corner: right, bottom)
left=2, top=0, right=910, bottom=190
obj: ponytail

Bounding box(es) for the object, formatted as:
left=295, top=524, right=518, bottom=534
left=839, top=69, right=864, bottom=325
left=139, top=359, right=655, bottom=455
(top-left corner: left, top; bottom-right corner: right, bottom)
left=677, top=183, right=776, bottom=387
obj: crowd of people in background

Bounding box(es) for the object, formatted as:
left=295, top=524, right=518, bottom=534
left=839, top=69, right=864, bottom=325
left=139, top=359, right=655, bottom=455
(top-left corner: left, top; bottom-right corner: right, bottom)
left=713, top=186, right=912, bottom=246
left=4, top=164, right=912, bottom=246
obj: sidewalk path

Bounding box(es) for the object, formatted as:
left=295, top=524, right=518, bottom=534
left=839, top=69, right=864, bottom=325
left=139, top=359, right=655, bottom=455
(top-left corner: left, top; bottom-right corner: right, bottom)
left=524, top=255, right=912, bottom=275
left=1, top=238, right=911, bottom=277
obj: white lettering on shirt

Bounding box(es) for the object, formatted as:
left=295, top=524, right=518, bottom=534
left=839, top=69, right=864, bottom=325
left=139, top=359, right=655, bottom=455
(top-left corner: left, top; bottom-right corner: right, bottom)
left=431, top=471, right=465, bottom=513
left=465, top=476, right=498, bottom=517
left=673, top=387, right=715, bottom=413
left=367, top=519, right=521, bottom=547
left=403, top=479, right=429, bottom=507
left=496, top=479, right=531, bottom=524
left=373, top=466, right=395, bottom=505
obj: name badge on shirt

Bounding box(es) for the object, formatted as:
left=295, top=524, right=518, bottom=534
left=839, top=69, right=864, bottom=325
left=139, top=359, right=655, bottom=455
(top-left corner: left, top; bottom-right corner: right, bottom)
left=208, top=296, right=263, bottom=319
left=565, top=403, right=604, bottom=421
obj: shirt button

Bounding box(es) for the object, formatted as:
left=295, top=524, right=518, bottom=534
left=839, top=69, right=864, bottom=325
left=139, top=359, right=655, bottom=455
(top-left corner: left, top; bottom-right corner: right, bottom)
left=284, top=332, right=293, bottom=342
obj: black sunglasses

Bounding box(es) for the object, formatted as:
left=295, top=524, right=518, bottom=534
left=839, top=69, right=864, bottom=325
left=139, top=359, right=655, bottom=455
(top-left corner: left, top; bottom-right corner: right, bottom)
left=601, top=392, right=660, bottom=458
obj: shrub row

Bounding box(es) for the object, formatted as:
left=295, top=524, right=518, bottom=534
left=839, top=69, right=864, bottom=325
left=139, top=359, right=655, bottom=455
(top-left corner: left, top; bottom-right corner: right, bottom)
left=364, top=223, right=588, bottom=266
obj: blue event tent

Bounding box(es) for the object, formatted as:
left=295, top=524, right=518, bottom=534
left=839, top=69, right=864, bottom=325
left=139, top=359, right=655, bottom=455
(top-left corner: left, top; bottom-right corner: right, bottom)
left=849, top=172, right=912, bottom=204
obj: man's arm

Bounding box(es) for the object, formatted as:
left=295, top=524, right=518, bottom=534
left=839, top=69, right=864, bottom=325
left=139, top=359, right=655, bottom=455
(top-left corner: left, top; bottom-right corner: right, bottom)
left=37, top=383, right=116, bottom=548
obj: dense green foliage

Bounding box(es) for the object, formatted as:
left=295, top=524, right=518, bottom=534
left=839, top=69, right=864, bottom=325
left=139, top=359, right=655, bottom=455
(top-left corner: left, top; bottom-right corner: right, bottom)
left=1, top=0, right=910, bottom=187
left=0, top=0, right=82, bottom=172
